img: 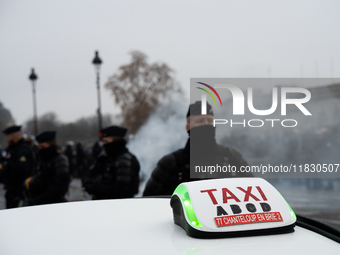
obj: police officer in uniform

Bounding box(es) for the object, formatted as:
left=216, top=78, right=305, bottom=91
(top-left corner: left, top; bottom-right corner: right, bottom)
left=24, top=131, right=70, bottom=205
left=83, top=126, right=140, bottom=199
left=0, top=125, right=33, bottom=208
left=143, top=101, right=252, bottom=196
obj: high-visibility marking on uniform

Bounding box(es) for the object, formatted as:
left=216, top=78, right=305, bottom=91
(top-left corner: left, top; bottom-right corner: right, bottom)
left=25, top=177, right=32, bottom=190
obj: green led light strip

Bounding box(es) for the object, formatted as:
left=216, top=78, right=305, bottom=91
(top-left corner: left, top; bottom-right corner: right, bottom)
left=278, top=192, right=296, bottom=221
left=173, top=184, right=203, bottom=228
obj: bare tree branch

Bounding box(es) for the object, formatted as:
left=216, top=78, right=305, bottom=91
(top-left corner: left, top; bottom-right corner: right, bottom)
left=105, top=51, right=181, bottom=134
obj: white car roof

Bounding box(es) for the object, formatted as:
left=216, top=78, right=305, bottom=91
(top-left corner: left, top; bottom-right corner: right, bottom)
left=0, top=198, right=339, bottom=255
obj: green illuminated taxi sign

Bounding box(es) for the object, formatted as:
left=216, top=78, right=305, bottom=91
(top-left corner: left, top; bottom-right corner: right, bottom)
left=171, top=178, right=296, bottom=238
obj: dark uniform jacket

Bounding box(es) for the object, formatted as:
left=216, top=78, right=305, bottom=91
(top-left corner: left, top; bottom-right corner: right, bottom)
left=0, top=139, right=33, bottom=208
left=143, top=141, right=251, bottom=196
left=27, top=151, right=70, bottom=205
left=83, top=147, right=140, bottom=199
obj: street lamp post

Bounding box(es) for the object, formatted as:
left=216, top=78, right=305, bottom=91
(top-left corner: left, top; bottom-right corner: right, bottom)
left=92, top=51, right=103, bottom=132
left=29, top=68, right=38, bottom=136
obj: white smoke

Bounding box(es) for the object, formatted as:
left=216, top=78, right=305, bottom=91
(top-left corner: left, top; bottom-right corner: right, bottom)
left=127, top=91, right=188, bottom=196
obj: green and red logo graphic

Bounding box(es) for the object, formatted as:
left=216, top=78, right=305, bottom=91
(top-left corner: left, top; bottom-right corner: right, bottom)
left=196, top=82, right=223, bottom=106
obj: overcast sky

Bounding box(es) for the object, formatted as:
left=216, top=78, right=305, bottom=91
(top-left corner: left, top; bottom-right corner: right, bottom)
left=1, top=0, right=340, bottom=125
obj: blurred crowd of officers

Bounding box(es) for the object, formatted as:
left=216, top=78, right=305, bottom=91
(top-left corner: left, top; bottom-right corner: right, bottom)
left=0, top=101, right=252, bottom=209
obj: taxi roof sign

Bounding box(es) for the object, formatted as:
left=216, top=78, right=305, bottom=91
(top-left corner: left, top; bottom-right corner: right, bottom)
left=170, top=178, right=296, bottom=238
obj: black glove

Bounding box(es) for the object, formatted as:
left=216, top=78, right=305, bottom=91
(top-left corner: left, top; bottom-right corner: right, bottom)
left=83, top=179, right=100, bottom=194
